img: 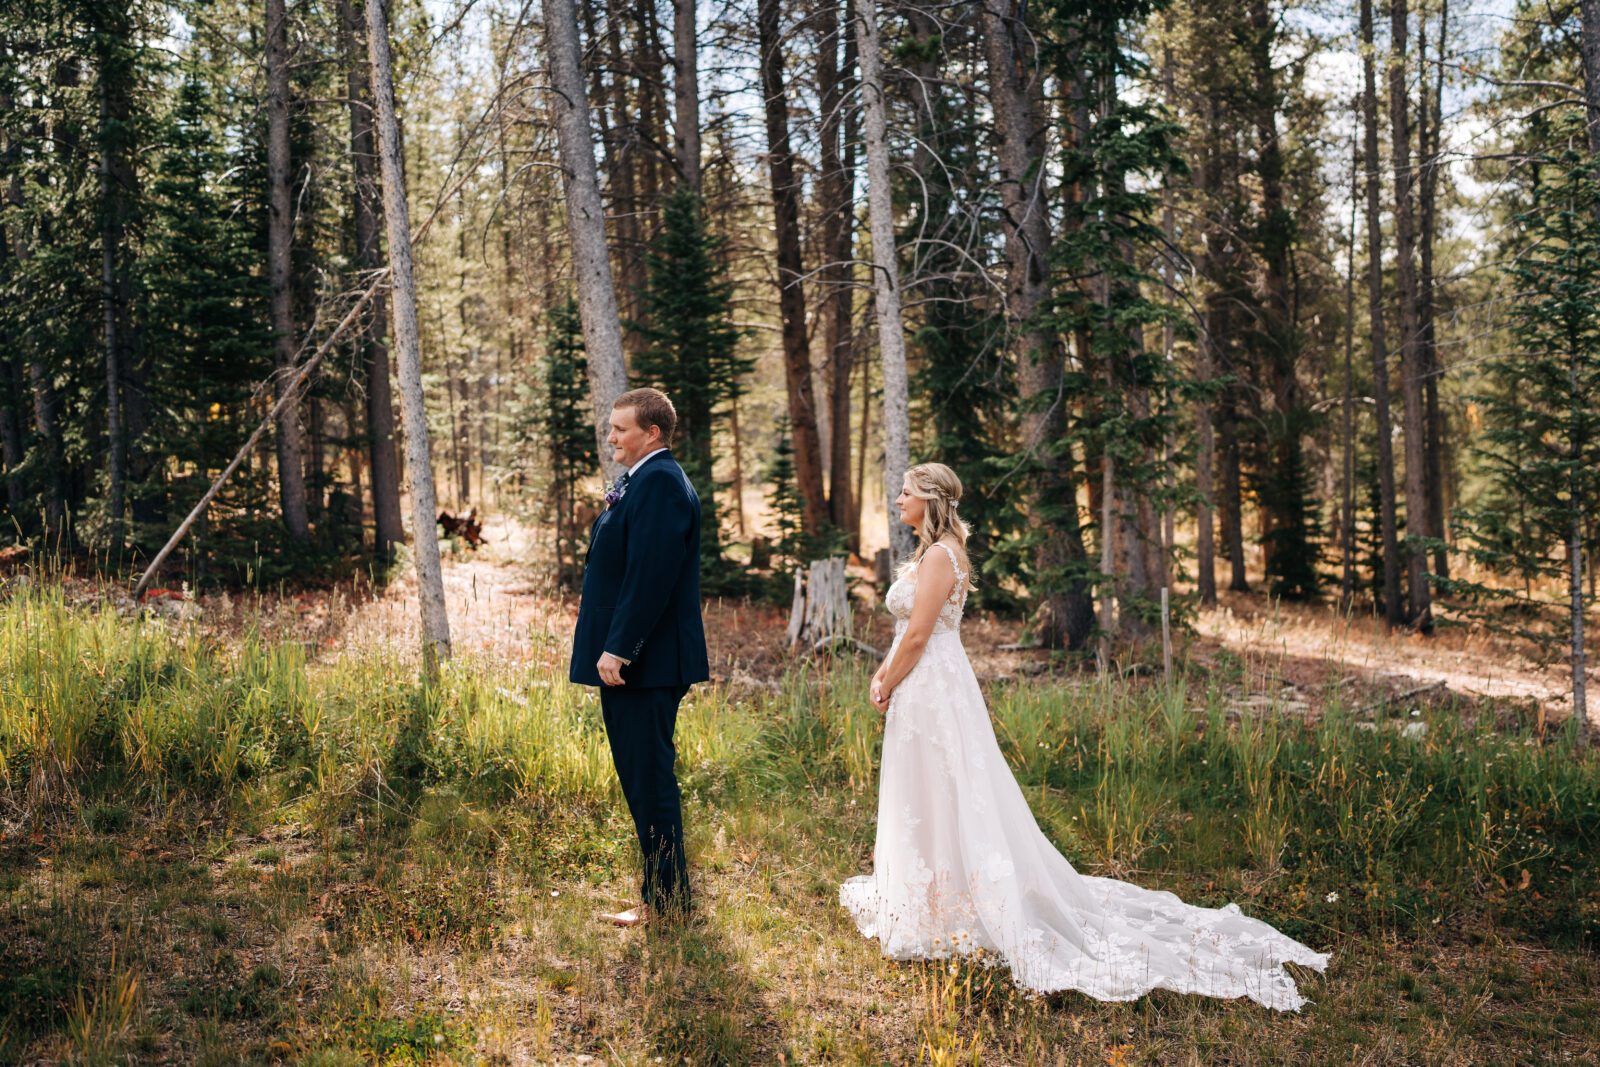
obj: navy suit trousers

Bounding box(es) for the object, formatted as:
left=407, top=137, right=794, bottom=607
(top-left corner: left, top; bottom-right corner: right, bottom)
left=599, top=683, right=692, bottom=913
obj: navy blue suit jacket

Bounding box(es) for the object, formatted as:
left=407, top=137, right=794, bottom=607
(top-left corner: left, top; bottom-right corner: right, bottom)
left=569, top=450, right=711, bottom=688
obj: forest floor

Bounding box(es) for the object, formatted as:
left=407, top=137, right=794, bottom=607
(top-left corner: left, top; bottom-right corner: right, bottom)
left=192, top=513, right=1586, bottom=735
left=5, top=514, right=1599, bottom=1065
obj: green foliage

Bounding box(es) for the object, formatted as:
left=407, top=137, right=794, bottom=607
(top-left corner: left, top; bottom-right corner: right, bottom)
left=1448, top=121, right=1600, bottom=677
left=760, top=418, right=805, bottom=591
left=632, top=185, right=753, bottom=579
left=541, top=297, right=595, bottom=589
left=1040, top=0, right=1194, bottom=622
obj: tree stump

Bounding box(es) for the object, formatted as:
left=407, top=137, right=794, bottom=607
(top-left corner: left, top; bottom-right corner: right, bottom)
left=787, top=557, right=851, bottom=650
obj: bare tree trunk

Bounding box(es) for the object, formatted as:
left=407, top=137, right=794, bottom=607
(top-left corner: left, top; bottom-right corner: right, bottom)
left=366, top=0, right=452, bottom=673
left=1247, top=0, right=1303, bottom=586
left=821, top=0, right=856, bottom=547
left=338, top=0, right=405, bottom=565
left=99, top=72, right=127, bottom=550
left=545, top=0, right=631, bottom=478
left=672, top=0, right=699, bottom=190
left=854, top=0, right=914, bottom=567
left=1419, top=0, right=1450, bottom=580
left=983, top=0, right=1093, bottom=648
left=1571, top=338, right=1591, bottom=743
left=1341, top=131, right=1360, bottom=607
left=268, top=0, right=312, bottom=543
left=1579, top=0, right=1600, bottom=160
left=1388, top=0, right=1432, bottom=630
left=591, top=0, right=644, bottom=359
left=856, top=345, right=871, bottom=536
left=758, top=0, right=829, bottom=534
left=1194, top=102, right=1220, bottom=607
left=1362, top=0, right=1403, bottom=624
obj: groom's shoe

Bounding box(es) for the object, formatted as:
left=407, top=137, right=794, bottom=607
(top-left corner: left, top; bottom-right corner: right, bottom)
left=599, top=904, right=651, bottom=928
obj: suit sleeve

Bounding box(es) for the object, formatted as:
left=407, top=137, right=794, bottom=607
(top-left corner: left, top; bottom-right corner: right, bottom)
left=603, top=469, right=692, bottom=663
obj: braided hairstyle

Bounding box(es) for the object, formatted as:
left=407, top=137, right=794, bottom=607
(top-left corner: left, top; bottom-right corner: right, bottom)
left=895, top=462, right=975, bottom=592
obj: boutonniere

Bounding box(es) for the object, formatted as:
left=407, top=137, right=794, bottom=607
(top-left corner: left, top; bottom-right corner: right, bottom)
left=603, top=472, right=630, bottom=508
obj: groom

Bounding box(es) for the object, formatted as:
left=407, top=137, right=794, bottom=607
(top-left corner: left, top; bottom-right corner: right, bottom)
left=570, top=387, right=709, bottom=927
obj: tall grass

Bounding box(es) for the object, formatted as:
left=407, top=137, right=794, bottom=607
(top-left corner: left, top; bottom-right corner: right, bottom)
left=2, top=582, right=1598, bottom=951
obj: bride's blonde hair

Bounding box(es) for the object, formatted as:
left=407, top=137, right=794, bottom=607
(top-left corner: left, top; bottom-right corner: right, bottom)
left=895, top=462, right=974, bottom=591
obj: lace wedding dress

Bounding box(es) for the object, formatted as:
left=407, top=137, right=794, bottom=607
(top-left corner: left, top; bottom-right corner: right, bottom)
left=839, top=542, right=1330, bottom=1011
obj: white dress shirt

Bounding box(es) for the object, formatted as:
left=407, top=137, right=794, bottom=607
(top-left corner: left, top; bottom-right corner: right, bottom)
left=629, top=447, right=668, bottom=477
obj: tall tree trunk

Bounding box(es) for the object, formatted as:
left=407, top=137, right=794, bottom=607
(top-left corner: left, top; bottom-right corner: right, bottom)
left=546, top=0, right=632, bottom=477
left=1388, top=0, right=1432, bottom=630
left=366, top=0, right=452, bottom=672
left=1578, top=0, right=1600, bottom=160
left=1219, top=381, right=1248, bottom=592
left=1362, top=0, right=1404, bottom=624
left=267, top=0, right=311, bottom=542
left=820, top=0, right=856, bottom=546
left=593, top=0, right=644, bottom=357
left=758, top=0, right=829, bottom=534
left=672, top=0, right=699, bottom=189
left=1341, top=131, right=1360, bottom=607
left=1247, top=0, right=1304, bottom=588
left=855, top=0, right=914, bottom=567
left=338, top=0, right=405, bottom=565
left=983, top=0, right=1093, bottom=647
left=98, top=58, right=128, bottom=549
left=1419, top=0, right=1449, bottom=580
left=1194, top=98, right=1220, bottom=607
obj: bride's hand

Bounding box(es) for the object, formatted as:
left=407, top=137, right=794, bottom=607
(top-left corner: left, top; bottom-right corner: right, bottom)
left=870, top=680, right=890, bottom=713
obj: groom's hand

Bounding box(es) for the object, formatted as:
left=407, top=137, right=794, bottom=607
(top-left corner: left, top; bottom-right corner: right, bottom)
left=597, top=652, right=627, bottom=686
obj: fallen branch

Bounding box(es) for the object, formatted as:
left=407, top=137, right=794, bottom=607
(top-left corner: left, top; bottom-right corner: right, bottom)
left=132, top=278, right=386, bottom=598
left=1359, top=680, right=1448, bottom=716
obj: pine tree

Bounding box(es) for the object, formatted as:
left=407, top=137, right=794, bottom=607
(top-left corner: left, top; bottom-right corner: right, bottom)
left=1044, top=0, right=1189, bottom=636
left=140, top=70, right=274, bottom=577
left=631, top=184, right=751, bottom=573
left=762, top=416, right=806, bottom=592
left=1472, top=132, right=1600, bottom=741
left=542, top=297, right=595, bottom=589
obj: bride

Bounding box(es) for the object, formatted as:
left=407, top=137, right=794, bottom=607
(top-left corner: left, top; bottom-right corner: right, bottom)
left=839, top=462, right=1330, bottom=1012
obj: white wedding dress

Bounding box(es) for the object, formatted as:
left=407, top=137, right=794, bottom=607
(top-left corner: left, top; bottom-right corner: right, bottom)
left=840, top=543, right=1330, bottom=1011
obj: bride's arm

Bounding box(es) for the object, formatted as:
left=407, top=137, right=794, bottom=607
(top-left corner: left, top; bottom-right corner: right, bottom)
left=874, top=549, right=957, bottom=703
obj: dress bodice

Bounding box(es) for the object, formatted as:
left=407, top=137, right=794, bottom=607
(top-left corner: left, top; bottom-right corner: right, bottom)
left=885, top=542, right=968, bottom=635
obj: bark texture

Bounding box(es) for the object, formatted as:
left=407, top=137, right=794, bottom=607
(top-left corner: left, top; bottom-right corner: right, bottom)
left=854, top=0, right=915, bottom=567
left=267, top=0, right=312, bottom=542
left=545, top=0, right=631, bottom=478
left=338, top=0, right=405, bottom=564
left=757, top=0, right=829, bottom=533
left=982, top=0, right=1093, bottom=648
left=366, top=0, right=452, bottom=672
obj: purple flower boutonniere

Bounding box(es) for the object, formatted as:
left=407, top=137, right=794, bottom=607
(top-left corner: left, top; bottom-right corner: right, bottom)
left=603, top=472, right=630, bottom=509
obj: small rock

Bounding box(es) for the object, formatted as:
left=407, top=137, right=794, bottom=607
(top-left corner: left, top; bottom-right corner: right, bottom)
left=1402, top=721, right=1427, bottom=738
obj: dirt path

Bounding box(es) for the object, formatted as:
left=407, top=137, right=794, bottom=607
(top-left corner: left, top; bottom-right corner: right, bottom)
left=1190, top=591, right=1594, bottom=726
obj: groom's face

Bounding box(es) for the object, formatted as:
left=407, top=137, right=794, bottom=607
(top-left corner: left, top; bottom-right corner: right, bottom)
left=608, top=406, right=661, bottom=468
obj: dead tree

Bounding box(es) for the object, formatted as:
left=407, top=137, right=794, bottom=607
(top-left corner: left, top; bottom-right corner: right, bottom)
left=366, top=0, right=452, bottom=673
left=854, top=0, right=914, bottom=567
left=544, top=0, right=631, bottom=477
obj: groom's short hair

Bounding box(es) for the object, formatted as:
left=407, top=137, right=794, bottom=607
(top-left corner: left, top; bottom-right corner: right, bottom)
left=614, top=387, right=677, bottom=446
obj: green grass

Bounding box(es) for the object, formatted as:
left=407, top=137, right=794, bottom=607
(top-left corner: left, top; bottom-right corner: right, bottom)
left=1, top=582, right=1598, bottom=1063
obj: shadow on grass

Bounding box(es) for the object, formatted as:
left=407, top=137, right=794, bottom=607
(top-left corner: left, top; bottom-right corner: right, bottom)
left=639, top=910, right=782, bottom=1065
